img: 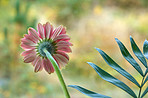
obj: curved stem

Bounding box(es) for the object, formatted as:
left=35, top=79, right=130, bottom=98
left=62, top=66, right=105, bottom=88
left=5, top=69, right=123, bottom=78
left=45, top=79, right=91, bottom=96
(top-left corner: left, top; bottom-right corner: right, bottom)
left=43, top=48, right=70, bottom=98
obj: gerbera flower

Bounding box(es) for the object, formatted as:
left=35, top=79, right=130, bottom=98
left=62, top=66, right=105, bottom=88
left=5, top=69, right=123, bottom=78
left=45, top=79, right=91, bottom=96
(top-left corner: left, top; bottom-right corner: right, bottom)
left=21, top=22, right=72, bottom=74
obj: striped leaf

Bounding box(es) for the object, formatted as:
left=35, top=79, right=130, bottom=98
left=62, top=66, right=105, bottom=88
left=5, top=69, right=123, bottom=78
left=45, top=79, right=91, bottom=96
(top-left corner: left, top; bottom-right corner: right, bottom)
left=88, top=62, right=137, bottom=98
left=142, top=75, right=148, bottom=87
left=145, top=68, right=148, bottom=76
left=68, top=85, right=111, bottom=98
left=115, top=38, right=143, bottom=76
left=130, top=36, right=147, bottom=68
left=141, top=87, right=148, bottom=98
left=96, top=48, right=140, bottom=87
left=143, top=40, right=148, bottom=61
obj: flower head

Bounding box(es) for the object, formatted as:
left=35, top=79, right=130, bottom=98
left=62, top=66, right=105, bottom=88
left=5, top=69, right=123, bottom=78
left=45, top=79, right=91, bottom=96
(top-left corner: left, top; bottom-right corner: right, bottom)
left=21, top=22, right=72, bottom=74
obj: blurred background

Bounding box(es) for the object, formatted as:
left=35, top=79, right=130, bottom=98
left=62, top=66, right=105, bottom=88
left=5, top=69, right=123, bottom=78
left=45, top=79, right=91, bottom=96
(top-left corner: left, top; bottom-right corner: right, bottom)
left=0, top=0, right=148, bottom=98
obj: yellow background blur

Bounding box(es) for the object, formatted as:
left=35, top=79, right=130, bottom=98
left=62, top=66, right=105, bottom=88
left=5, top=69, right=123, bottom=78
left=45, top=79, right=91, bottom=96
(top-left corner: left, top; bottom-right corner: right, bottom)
left=0, top=0, right=148, bottom=98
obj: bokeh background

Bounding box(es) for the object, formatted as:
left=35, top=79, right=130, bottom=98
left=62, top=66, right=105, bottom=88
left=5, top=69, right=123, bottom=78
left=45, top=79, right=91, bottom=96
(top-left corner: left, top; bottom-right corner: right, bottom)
left=0, top=0, right=148, bottom=98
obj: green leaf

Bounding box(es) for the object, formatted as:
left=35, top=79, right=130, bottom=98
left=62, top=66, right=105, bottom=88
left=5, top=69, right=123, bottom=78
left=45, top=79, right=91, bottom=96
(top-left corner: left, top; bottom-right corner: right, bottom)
left=145, top=68, right=148, bottom=76
left=143, top=40, right=148, bottom=61
left=141, top=86, right=148, bottom=98
left=96, top=48, right=140, bottom=87
left=130, top=36, right=147, bottom=68
left=88, top=62, right=137, bottom=98
left=142, top=75, right=148, bottom=87
left=68, top=85, right=111, bottom=98
left=115, top=38, right=143, bottom=76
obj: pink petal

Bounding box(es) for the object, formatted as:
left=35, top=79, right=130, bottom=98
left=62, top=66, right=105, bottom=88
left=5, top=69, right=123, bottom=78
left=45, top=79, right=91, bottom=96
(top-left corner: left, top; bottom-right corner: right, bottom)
left=53, top=54, right=69, bottom=67
left=53, top=34, right=70, bottom=42
left=21, top=43, right=36, bottom=50
left=56, top=51, right=69, bottom=60
left=60, top=27, right=66, bottom=34
left=42, top=59, right=50, bottom=73
left=24, top=34, right=38, bottom=44
left=38, top=58, right=44, bottom=71
left=21, top=49, right=36, bottom=56
left=43, top=58, right=54, bottom=74
left=23, top=53, right=36, bottom=63
left=56, top=41, right=73, bottom=46
left=32, top=56, right=39, bottom=66
left=44, top=22, right=53, bottom=39
left=47, top=59, right=54, bottom=73
left=43, top=24, right=45, bottom=28
left=51, top=25, right=63, bottom=39
left=38, top=23, right=45, bottom=39
left=53, top=56, right=61, bottom=69
left=34, top=57, right=43, bottom=72
left=21, top=38, right=36, bottom=46
left=57, top=46, right=72, bottom=53
left=28, top=28, right=40, bottom=40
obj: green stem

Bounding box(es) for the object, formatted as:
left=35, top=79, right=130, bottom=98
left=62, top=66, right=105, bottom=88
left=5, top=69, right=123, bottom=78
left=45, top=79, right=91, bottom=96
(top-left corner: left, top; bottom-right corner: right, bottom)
left=138, top=77, right=145, bottom=98
left=43, top=48, right=70, bottom=98
left=138, top=69, right=147, bottom=98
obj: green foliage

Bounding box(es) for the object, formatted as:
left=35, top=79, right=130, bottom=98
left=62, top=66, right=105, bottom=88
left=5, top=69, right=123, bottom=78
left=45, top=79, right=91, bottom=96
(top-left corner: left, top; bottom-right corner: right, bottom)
left=69, top=37, right=148, bottom=98
left=141, top=87, right=148, bottom=98
left=142, top=76, right=148, bottom=87
left=68, top=85, right=111, bottom=98
left=143, top=40, right=148, bottom=60
left=15, top=0, right=28, bottom=24
left=130, top=36, right=147, bottom=68
left=88, top=62, right=137, bottom=98
left=55, top=0, right=91, bottom=27
left=141, top=0, right=148, bottom=7
left=95, top=48, right=140, bottom=88
left=115, top=38, right=144, bottom=76
left=14, top=0, right=37, bottom=33
left=4, top=28, right=8, bottom=40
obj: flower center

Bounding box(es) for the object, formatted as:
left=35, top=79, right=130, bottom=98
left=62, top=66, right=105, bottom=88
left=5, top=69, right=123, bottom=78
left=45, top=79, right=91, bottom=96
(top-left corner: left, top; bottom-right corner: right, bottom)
left=37, top=40, right=55, bottom=57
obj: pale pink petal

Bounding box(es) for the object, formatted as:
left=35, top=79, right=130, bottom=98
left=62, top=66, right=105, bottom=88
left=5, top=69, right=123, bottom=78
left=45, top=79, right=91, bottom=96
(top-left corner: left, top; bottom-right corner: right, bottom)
left=32, top=56, right=40, bottom=66
left=44, top=22, right=53, bottom=39
left=47, top=59, right=54, bottom=73
left=53, top=34, right=70, bottom=42
left=43, top=24, right=46, bottom=37
left=51, top=25, right=63, bottom=39
left=21, top=43, right=36, bottom=50
left=53, top=54, right=69, bottom=67
left=53, top=56, right=61, bottom=69
left=56, top=51, right=69, bottom=60
left=21, top=37, right=37, bottom=50
left=21, top=49, right=36, bottom=56
left=38, top=23, right=45, bottom=39
left=57, top=46, right=72, bottom=53
left=24, top=34, right=38, bottom=43
left=28, top=28, right=40, bottom=40
left=34, top=57, right=42, bottom=72
left=43, top=58, right=54, bottom=73
left=38, top=64, right=44, bottom=71
left=38, top=58, right=44, bottom=71
left=56, top=41, right=73, bottom=46
left=21, top=22, right=72, bottom=74
left=50, top=25, right=55, bottom=39
left=24, top=53, right=36, bottom=63
left=43, top=59, right=50, bottom=73
left=21, top=38, right=36, bottom=46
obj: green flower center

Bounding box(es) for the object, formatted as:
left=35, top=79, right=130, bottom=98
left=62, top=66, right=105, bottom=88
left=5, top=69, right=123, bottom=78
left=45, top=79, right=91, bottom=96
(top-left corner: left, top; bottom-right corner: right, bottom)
left=37, top=39, right=56, bottom=57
